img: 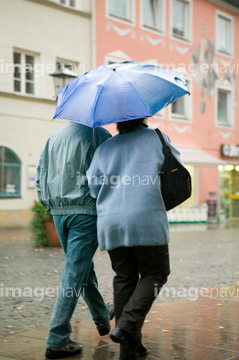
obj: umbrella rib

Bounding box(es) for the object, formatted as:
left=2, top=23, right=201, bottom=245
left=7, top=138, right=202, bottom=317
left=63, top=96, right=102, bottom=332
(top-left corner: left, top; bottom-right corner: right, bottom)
left=116, top=70, right=188, bottom=115
left=113, top=71, right=153, bottom=116
left=92, top=72, right=112, bottom=127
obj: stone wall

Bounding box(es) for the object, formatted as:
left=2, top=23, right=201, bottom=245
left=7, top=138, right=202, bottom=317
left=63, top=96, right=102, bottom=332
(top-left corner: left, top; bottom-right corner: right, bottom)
left=0, top=210, right=33, bottom=228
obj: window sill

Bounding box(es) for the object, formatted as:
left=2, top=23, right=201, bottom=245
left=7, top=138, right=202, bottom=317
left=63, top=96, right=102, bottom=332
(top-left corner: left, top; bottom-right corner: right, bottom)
left=14, top=91, right=35, bottom=97
left=59, top=4, right=77, bottom=9
left=0, top=195, right=21, bottom=199
left=142, top=25, right=164, bottom=35
left=171, top=34, right=191, bottom=44
left=216, top=48, right=233, bottom=58
left=27, top=0, right=91, bottom=18
left=107, top=13, right=134, bottom=25
left=170, top=115, right=191, bottom=122
left=216, top=123, right=234, bottom=129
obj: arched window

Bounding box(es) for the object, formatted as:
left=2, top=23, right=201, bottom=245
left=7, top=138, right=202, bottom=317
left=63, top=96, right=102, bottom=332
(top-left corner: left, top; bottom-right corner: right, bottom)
left=0, top=147, right=21, bottom=198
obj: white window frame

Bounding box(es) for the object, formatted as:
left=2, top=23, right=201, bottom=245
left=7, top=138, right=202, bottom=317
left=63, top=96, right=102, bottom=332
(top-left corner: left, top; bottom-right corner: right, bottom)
left=169, top=77, right=192, bottom=122
left=105, top=57, right=121, bottom=66
left=216, top=10, right=234, bottom=58
left=170, top=0, right=193, bottom=44
left=13, top=48, right=39, bottom=97
left=106, top=0, right=136, bottom=26
left=215, top=85, right=234, bottom=129
left=58, top=0, right=80, bottom=9
left=105, top=54, right=132, bottom=66
left=56, top=58, right=80, bottom=74
left=140, top=0, right=166, bottom=36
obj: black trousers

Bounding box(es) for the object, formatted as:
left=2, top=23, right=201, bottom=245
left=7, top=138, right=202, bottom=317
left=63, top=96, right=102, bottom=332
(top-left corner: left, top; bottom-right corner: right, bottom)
left=108, top=244, right=170, bottom=345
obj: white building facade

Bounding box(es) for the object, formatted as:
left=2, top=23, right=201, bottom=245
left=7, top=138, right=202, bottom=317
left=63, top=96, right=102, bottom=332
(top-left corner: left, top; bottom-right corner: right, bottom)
left=0, top=0, right=92, bottom=227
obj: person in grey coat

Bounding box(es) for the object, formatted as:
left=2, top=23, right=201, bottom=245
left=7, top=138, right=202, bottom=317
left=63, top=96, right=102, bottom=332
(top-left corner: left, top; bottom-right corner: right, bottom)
left=36, top=122, right=114, bottom=359
left=87, top=118, right=184, bottom=360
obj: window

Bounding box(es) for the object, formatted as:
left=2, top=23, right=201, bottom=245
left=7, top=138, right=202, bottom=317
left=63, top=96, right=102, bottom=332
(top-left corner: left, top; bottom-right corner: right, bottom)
left=170, top=79, right=192, bottom=121
left=56, top=58, right=80, bottom=75
left=171, top=0, right=192, bottom=42
left=216, top=11, right=233, bottom=55
left=217, top=88, right=233, bottom=128
left=105, top=50, right=133, bottom=66
left=0, top=147, right=21, bottom=198
left=13, top=51, right=36, bottom=95
left=59, top=0, right=76, bottom=7
left=108, top=0, right=133, bottom=22
left=172, top=97, right=184, bottom=115
left=56, top=60, right=77, bottom=73
left=141, top=0, right=165, bottom=33
left=107, top=61, right=117, bottom=66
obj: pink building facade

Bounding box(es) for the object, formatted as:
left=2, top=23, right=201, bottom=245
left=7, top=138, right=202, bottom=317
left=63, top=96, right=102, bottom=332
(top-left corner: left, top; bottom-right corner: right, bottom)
left=94, top=0, right=239, bottom=221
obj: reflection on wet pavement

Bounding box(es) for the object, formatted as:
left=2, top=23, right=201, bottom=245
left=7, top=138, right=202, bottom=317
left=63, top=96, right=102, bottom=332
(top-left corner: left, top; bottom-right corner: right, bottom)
left=0, top=291, right=238, bottom=360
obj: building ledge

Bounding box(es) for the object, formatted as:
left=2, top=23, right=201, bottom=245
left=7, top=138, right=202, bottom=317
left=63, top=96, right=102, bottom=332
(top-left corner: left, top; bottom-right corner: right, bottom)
left=26, top=0, right=91, bottom=19
left=0, top=91, right=55, bottom=105
left=222, top=0, right=239, bottom=8
left=206, top=0, right=239, bottom=14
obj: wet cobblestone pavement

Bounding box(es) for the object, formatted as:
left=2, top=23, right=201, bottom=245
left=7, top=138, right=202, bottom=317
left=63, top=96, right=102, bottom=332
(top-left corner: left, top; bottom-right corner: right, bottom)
left=0, top=224, right=239, bottom=359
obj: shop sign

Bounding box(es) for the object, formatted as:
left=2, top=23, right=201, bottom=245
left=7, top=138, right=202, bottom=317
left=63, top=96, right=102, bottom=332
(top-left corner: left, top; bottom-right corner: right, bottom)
left=221, top=144, right=239, bottom=158
left=28, top=165, right=36, bottom=188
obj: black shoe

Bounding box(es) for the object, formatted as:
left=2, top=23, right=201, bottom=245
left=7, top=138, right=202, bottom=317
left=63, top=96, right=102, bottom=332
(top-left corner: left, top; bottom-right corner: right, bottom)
left=120, top=342, right=149, bottom=359
left=137, top=344, right=149, bottom=357
left=111, top=328, right=138, bottom=360
left=96, top=302, right=114, bottom=336
left=45, top=340, right=83, bottom=359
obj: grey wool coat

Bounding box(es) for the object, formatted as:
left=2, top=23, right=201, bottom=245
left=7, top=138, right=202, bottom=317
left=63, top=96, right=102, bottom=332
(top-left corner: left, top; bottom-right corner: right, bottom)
left=86, top=127, right=184, bottom=251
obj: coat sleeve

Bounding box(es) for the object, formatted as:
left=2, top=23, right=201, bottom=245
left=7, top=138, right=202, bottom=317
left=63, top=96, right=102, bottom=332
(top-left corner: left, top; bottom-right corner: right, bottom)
left=35, top=141, right=51, bottom=212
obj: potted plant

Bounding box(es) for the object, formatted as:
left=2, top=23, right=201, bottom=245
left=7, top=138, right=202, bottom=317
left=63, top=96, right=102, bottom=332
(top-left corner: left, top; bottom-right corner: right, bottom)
left=30, top=200, right=61, bottom=247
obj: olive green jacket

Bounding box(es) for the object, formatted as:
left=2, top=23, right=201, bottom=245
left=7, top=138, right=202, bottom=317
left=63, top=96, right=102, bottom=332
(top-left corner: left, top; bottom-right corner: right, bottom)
left=36, top=122, right=111, bottom=215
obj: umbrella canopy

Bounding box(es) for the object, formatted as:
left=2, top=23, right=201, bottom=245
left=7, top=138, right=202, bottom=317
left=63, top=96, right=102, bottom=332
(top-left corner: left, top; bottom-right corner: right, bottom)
left=53, top=61, right=189, bottom=128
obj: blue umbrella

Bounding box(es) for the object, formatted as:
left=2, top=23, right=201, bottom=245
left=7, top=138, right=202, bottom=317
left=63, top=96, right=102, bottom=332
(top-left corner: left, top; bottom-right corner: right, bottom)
left=53, top=61, right=189, bottom=128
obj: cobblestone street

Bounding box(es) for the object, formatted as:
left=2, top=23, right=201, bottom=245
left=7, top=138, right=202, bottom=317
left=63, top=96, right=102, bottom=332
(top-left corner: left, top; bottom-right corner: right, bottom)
left=0, top=223, right=239, bottom=339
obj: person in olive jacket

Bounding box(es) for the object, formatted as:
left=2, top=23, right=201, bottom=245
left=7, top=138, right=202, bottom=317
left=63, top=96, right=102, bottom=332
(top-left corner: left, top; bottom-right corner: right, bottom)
left=36, top=121, right=113, bottom=359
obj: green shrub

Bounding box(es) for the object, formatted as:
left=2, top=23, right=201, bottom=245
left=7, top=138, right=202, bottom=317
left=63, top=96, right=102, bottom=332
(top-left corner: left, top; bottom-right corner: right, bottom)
left=29, top=200, right=52, bottom=247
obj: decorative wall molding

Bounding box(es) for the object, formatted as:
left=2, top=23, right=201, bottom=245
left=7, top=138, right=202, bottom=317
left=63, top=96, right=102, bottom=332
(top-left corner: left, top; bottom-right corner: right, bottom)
left=218, top=58, right=232, bottom=68
left=215, top=129, right=233, bottom=139
left=140, top=33, right=165, bottom=47
left=169, top=123, right=192, bottom=134
left=148, top=120, right=165, bottom=129
left=170, top=43, right=191, bottom=55
left=106, top=22, right=135, bottom=38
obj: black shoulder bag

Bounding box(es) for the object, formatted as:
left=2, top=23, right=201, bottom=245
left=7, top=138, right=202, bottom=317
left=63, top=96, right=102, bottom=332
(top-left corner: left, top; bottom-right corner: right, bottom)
left=155, top=128, right=191, bottom=211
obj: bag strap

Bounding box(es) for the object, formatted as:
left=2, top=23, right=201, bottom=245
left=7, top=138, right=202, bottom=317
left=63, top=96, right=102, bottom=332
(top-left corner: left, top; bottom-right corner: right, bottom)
left=155, top=128, right=172, bottom=155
